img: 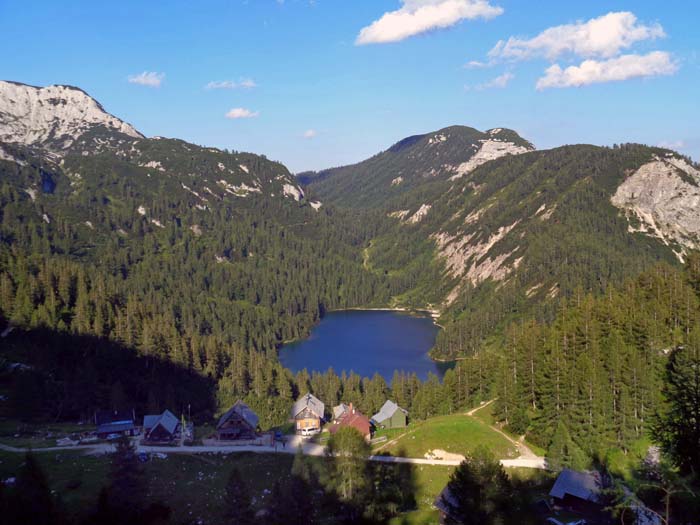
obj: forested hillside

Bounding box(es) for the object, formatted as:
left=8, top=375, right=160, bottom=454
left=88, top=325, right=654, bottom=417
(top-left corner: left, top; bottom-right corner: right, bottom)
left=492, top=258, right=700, bottom=461
left=305, top=131, right=700, bottom=361
left=0, top=82, right=407, bottom=423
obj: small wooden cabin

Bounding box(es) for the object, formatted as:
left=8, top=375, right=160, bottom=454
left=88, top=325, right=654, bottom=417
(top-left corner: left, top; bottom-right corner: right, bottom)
left=291, top=393, right=325, bottom=434
left=216, top=401, right=259, bottom=441
left=549, top=469, right=605, bottom=517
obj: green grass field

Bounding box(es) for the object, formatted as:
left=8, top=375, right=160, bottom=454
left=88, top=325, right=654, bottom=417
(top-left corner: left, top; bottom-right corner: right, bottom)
left=0, top=450, right=296, bottom=523
left=379, top=413, right=518, bottom=460
left=469, top=402, right=548, bottom=457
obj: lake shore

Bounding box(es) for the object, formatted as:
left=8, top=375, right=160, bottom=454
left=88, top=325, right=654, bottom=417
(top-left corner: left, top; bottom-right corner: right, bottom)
left=335, top=306, right=442, bottom=324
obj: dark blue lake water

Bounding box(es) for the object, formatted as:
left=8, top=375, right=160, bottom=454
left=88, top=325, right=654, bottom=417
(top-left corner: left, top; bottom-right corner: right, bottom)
left=279, top=310, right=446, bottom=381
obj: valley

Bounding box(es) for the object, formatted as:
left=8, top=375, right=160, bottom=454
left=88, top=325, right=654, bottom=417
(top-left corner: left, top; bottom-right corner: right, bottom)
left=1, top=78, right=699, bottom=524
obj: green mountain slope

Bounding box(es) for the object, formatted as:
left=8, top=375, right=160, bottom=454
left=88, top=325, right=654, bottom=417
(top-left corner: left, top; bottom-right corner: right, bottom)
left=303, top=126, right=700, bottom=359
left=300, top=125, right=534, bottom=209
left=0, top=83, right=396, bottom=421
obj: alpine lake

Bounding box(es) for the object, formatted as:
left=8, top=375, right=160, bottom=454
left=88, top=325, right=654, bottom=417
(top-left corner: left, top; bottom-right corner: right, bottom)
left=279, top=309, right=450, bottom=381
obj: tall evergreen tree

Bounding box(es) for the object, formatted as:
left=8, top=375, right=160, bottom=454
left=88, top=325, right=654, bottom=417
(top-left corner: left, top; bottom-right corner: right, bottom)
left=223, top=468, right=256, bottom=525
left=652, top=331, right=700, bottom=477
left=7, top=452, right=56, bottom=525
left=442, top=446, right=514, bottom=525
left=108, top=437, right=146, bottom=518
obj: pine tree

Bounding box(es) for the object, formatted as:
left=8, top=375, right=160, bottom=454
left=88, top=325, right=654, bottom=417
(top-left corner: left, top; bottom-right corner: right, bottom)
left=442, top=446, right=513, bottom=525
left=652, top=331, right=700, bottom=477
left=547, top=420, right=588, bottom=472
left=326, top=426, right=370, bottom=502
left=7, top=452, right=56, bottom=525
left=108, top=437, right=146, bottom=517
left=223, top=468, right=256, bottom=525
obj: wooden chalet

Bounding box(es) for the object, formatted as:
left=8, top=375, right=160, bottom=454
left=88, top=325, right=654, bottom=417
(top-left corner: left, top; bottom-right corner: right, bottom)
left=291, top=393, right=325, bottom=434
left=143, top=409, right=180, bottom=444
left=329, top=403, right=372, bottom=442
left=371, top=400, right=408, bottom=429
left=216, top=401, right=259, bottom=441
left=549, top=469, right=607, bottom=519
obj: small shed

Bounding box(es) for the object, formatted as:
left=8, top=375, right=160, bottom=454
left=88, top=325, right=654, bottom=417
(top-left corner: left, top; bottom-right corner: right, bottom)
left=291, top=393, right=325, bottom=433
left=371, top=400, right=408, bottom=429
left=143, top=409, right=180, bottom=443
left=216, top=401, right=259, bottom=441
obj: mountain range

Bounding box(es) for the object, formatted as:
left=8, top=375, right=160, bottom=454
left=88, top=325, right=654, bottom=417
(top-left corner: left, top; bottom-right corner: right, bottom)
left=302, top=122, right=700, bottom=357
left=2, top=79, right=699, bottom=363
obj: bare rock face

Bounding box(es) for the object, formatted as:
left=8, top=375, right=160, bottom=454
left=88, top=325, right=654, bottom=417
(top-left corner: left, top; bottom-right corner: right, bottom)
left=0, top=80, right=142, bottom=153
left=611, top=153, right=700, bottom=260
left=449, top=130, right=534, bottom=180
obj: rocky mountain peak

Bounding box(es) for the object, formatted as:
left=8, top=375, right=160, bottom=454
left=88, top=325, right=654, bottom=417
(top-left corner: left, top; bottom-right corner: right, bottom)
left=0, top=80, right=143, bottom=153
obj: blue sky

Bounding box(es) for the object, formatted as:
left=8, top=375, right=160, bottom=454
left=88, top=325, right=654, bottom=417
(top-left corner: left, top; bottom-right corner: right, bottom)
left=2, top=0, right=698, bottom=172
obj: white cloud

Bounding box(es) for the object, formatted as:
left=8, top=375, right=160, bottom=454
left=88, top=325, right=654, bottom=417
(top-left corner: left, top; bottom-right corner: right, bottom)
left=476, top=71, right=513, bottom=90
left=536, top=51, right=677, bottom=89
left=206, top=78, right=257, bottom=90
left=303, top=129, right=317, bottom=139
left=128, top=71, right=165, bottom=87
left=489, top=12, right=665, bottom=61
left=465, top=60, right=490, bottom=69
left=356, top=0, right=503, bottom=45
left=225, top=108, right=260, bottom=119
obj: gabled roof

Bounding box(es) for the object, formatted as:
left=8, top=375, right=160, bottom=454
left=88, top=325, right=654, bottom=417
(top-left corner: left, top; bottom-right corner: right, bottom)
left=333, top=403, right=349, bottom=420
left=549, top=469, right=601, bottom=503
left=218, top=401, right=259, bottom=430
left=291, top=393, right=325, bottom=419
left=146, top=409, right=179, bottom=435
left=330, top=409, right=371, bottom=437
left=371, top=400, right=407, bottom=423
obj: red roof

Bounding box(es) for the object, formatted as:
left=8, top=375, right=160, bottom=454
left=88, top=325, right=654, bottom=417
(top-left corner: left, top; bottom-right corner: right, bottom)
left=329, top=409, right=371, bottom=437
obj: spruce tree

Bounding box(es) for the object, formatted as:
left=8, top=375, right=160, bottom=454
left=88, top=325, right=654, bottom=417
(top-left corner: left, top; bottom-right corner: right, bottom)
left=223, top=468, right=256, bottom=525
left=442, top=446, right=513, bottom=525
left=108, top=436, right=146, bottom=517
left=7, top=452, right=56, bottom=525
left=652, top=332, right=700, bottom=477
left=326, top=426, right=370, bottom=502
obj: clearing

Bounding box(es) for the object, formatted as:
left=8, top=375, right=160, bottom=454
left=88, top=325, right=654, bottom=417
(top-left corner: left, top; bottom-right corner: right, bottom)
left=376, top=412, right=518, bottom=461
